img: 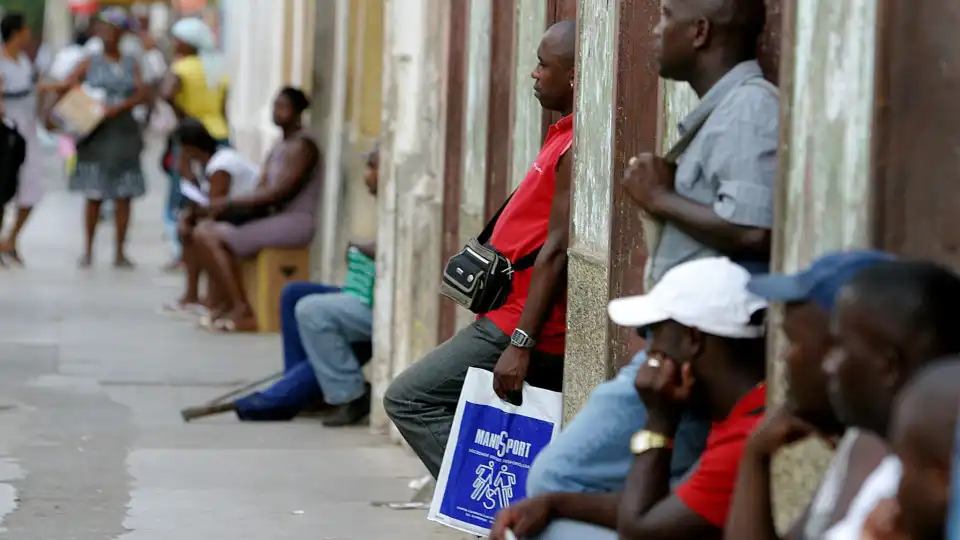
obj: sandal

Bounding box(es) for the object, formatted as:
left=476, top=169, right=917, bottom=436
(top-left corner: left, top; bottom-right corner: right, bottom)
left=114, top=256, right=136, bottom=270
left=197, top=313, right=217, bottom=330
left=2, top=248, right=23, bottom=266
left=212, top=317, right=258, bottom=333
left=160, top=301, right=209, bottom=317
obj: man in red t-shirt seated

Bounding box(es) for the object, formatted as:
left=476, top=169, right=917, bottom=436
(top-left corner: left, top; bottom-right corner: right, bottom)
left=490, top=257, right=768, bottom=540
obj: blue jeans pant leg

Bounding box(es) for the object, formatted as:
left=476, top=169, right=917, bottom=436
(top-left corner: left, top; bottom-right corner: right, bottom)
left=233, top=360, right=320, bottom=421
left=279, top=282, right=342, bottom=371
left=532, top=520, right=618, bottom=540
left=296, top=293, right=374, bottom=405
left=165, top=170, right=182, bottom=258
left=526, top=350, right=710, bottom=497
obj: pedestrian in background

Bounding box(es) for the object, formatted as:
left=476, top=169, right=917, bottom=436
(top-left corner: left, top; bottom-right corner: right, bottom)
left=62, top=7, right=147, bottom=269
left=0, top=12, right=46, bottom=265
left=159, top=17, right=229, bottom=271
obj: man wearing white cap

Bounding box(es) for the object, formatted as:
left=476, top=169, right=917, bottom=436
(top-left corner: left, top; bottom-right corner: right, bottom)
left=491, top=257, right=768, bottom=540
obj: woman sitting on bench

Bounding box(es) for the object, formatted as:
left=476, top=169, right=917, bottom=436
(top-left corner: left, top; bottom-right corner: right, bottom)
left=180, top=146, right=380, bottom=426
left=193, top=86, right=322, bottom=332
left=162, top=118, right=259, bottom=317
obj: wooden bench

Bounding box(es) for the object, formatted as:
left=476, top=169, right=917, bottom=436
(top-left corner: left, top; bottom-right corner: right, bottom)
left=241, top=247, right=311, bottom=333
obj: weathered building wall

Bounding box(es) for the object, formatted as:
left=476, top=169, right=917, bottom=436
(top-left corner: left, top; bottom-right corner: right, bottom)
left=564, top=0, right=615, bottom=422
left=455, top=0, right=494, bottom=332
left=438, top=0, right=470, bottom=343
left=316, top=0, right=386, bottom=284
left=226, top=0, right=316, bottom=163
left=370, top=0, right=449, bottom=440
left=509, top=2, right=546, bottom=191
left=768, top=0, right=877, bottom=529
left=869, top=0, right=960, bottom=269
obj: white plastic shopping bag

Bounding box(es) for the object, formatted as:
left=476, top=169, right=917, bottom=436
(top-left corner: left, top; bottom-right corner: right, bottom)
left=428, top=367, right=563, bottom=537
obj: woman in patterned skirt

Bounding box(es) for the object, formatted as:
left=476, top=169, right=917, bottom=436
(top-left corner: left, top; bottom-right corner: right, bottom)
left=63, top=8, right=146, bottom=268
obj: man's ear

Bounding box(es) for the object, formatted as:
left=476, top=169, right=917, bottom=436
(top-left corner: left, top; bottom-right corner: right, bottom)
left=882, top=344, right=907, bottom=393
left=685, top=327, right=706, bottom=359
left=692, top=17, right=711, bottom=50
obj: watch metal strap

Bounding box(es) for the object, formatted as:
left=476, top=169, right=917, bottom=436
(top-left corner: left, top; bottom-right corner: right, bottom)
left=511, top=329, right=535, bottom=348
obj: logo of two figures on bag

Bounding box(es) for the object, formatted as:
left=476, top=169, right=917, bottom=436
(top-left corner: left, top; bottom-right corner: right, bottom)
left=470, top=429, right=530, bottom=509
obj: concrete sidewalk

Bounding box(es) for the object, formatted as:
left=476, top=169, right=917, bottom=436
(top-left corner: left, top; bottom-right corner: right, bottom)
left=0, top=148, right=467, bottom=539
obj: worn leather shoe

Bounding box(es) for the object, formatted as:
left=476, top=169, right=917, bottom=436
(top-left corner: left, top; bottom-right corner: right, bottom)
left=322, top=385, right=371, bottom=427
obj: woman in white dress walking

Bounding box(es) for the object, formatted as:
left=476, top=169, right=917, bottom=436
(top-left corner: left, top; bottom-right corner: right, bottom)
left=0, top=12, right=49, bottom=265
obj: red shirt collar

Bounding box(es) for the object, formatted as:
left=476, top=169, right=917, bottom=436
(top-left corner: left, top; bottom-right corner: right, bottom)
left=547, top=113, right=574, bottom=137
left=723, top=383, right=766, bottom=422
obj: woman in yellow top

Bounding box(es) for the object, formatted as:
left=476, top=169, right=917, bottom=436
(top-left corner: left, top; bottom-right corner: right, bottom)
left=160, top=17, right=229, bottom=268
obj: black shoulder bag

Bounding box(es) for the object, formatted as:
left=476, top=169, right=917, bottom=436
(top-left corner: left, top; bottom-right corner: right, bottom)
left=440, top=193, right=541, bottom=314
left=0, top=119, right=26, bottom=208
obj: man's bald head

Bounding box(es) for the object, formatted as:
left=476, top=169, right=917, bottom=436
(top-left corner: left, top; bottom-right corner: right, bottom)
left=542, top=19, right=576, bottom=68
left=532, top=19, right=576, bottom=113
left=894, top=359, right=960, bottom=465
left=825, top=261, right=960, bottom=438
left=702, top=0, right=766, bottom=31
left=891, top=359, right=960, bottom=540
left=656, top=0, right=766, bottom=82
left=846, top=261, right=960, bottom=367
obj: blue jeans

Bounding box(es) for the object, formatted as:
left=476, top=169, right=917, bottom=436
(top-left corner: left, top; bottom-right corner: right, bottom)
left=164, top=170, right=182, bottom=259
left=535, top=520, right=618, bottom=540
left=233, top=282, right=342, bottom=420
left=295, top=291, right=374, bottom=405
left=527, top=349, right=710, bottom=495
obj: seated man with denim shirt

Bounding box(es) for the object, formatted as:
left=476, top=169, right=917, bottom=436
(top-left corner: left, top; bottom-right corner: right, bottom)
left=517, top=0, right=778, bottom=528
left=491, top=258, right=769, bottom=540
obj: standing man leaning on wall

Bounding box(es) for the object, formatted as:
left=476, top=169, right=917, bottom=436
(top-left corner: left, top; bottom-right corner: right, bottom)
left=384, top=20, right=577, bottom=479
left=490, top=0, right=780, bottom=538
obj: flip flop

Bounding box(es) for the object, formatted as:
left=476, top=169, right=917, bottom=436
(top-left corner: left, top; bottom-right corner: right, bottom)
left=159, top=301, right=210, bottom=318
left=186, top=304, right=210, bottom=317
left=197, top=313, right=217, bottom=330
left=212, top=317, right=258, bottom=333
left=2, top=248, right=24, bottom=266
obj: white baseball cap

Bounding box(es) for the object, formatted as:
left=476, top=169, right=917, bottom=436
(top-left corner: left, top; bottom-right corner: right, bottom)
left=608, top=257, right=768, bottom=339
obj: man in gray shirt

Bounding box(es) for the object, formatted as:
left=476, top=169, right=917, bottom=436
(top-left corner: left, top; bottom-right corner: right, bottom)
left=489, top=0, right=778, bottom=538
left=625, top=60, right=778, bottom=282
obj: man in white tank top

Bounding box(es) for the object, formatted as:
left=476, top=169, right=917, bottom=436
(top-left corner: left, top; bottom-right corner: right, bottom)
left=817, top=261, right=960, bottom=540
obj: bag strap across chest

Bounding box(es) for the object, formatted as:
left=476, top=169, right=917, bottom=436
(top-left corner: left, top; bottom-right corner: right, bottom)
left=476, top=190, right=540, bottom=272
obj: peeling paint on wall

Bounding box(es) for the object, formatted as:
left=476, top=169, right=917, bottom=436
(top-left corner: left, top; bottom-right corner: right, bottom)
left=371, top=0, right=400, bottom=434
left=570, top=0, right=616, bottom=258
left=562, top=0, right=617, bottom=422
left=371, top=0, right=449, bottom=440
left=782, top=0, right=876, bottom=268
left=660, top=80, right=699, bottom=151
left=456, top=0, right=493, bottom=331
left=510, top=1, right=546, bottom=190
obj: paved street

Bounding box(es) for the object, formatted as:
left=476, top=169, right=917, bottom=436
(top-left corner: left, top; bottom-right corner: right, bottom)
left=0, top=144, right=466, bottom=539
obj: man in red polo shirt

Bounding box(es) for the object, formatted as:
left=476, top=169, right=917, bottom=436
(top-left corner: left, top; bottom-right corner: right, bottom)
left=490, top=257, right=768, bottom=540
left=383, top=20, right=576, bottom=479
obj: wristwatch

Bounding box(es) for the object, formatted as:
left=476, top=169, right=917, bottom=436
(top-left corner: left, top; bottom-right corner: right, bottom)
left=630, top=430, right=673, bottom=455
left=510, top=329, right=536, bottom=349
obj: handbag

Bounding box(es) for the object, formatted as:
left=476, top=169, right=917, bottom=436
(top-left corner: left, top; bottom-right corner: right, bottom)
left=440, top=192, right=541, bottom=314
left=145, top=99, right=177, bottom=138
left=428, top=367, right=563, bottom=537
left=0, top=118, right=26, bottom=207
